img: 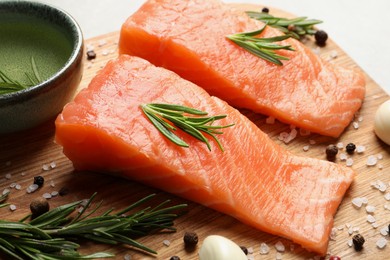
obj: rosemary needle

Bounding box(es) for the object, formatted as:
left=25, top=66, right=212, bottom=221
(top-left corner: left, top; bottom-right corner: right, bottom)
left=227, top=23, right=294, bottom=65
left=0, top=192, right=187, bottom=259
left=246, top=11, right=322, bottom=40
left=141, top=103, right=234, bottom=151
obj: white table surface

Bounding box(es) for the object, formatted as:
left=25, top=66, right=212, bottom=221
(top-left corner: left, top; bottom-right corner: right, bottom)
left=38, top=0, right=390, bottom=95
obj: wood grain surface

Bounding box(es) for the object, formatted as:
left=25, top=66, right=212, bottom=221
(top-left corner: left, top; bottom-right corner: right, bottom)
left=1, top=4, right=389, bottom=260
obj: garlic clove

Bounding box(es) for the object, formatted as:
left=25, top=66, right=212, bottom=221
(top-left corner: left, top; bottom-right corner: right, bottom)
left=374, top=100, right=390, bottom=145
left=198, top=235, right=247, bottom=260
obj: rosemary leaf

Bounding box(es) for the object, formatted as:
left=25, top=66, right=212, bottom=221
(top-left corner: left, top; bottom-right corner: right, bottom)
left=246, top=11, right=322, bottom=39
left=141, top=103, right=234, bottom=151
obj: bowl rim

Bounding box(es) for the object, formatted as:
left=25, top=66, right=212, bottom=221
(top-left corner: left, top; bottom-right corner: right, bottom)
left=0, top=0, right=84, bottom=102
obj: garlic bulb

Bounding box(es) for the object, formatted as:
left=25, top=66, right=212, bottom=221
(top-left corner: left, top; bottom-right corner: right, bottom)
left=374, top=100, right=390, bottom=145
left=198, top=235, right=247, bottom=260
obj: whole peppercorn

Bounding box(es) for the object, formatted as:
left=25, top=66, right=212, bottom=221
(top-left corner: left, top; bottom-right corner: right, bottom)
left=183, top=231, right=198, bottom=248
left=86, top=50, right=96, bottom=60
left=170, top=256, right=180, bottom=260
left=262, top=7, right=269, bottom=13
left=352, top=233, right=365, bottom=251
left=326, top=144, right=338, bottom=161
left=346, top=143, right=356, bottom=154
left=314, top=30, right=328, bottom=46
left=30, top=197, right=50, bottom=219
left=33, top=176, right=45, bottom=187
left=240, top=246, right=248, bottom=255
left=329, top=256, right=341, bottom=260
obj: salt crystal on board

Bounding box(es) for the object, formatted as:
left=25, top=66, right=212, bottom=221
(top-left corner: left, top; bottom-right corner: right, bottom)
left=346, top=158, right=354, bottom=167
left=337, top=142, right=344, bottom=149
left=352, top=121, right=359, bottom=129
left=42, top=164, right=50, bottom=171
left=339, top=153, right=348, bottom=161
left=259, top=242, right=270, bottom=255
left=372, top=223, right=379, bottom=229
left=303, top=145, right=310, bottom=152
left=124, top=254, right=132, bottom=260
left=15, top=184, right=21, bottom=190
left=162, top=239, right=170, bottom=247
left=367, top=214, right=376, bottom=223
left=50, top=161, right=57, bottom=169
left=347, top=239, right=353, bottom=247
left=352, top=198, right=363, bottom=208
left=380, top=227, right=389, bottom=236
left=247, top=246, right=254, bottom=254
left=356, top=145, right=366, bottom=153
left=9, top=204, right=16, bottom=211
left=276, top=252, right=283, bottom=260
left=5, top=173, right=11, bottom=179
left=377, top=153, right=383, bottom=160
left=365, top=205, right=376, bottom=213
left=361, top=197, right=368, bottom=204
left=3, top=188, right=10, bottom=195
left=385, top=193, right=390, bottom=201
left=366, top=155, right=378, bottom=166
left=275, top=241, right=285, bottom=252
left=376, top=237, right=387, bottom=249
left=26, top=184, right=39, bottom=194
left=42, top=193, right=52, bottom=199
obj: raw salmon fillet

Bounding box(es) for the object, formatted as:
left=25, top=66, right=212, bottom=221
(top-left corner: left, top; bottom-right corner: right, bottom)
left=55, top=55, right=354, bottom=254
left=119, top=0, right=366, bottom=137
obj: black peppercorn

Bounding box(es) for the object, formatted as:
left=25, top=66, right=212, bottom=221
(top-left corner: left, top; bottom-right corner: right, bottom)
left=183, top=231, right=198, bottom=247
left=326, top=144, right=338, bottom=161
left=352, top=233, right=365, bottom=251
left=314, top=30, right=328, bottom=46
left=33, top=176, right=45, bottom=187
left=86, top=50, right=96, bottom=60
left=30, top=197, right=50, bottom=219
left=346, top=143, right=356, bottom=154
left=240, top=245, right=248, bottom=255
left=170, top=256, right=180, bottom=260
left=262, top=7, right=269, bottom=13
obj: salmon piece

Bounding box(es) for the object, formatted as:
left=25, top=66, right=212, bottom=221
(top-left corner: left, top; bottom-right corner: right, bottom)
left=55, top=55, right=354, bottom=255
left=118, top=0, right=366, bottom=137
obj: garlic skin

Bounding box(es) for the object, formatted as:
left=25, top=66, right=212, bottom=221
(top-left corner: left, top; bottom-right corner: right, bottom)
left=374, top=100, right=390, bottom=145
left=198, top=235, right=247, bottom=260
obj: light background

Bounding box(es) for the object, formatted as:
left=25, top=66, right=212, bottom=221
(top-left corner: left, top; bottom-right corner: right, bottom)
left=38, top=0, right=390, bottom=95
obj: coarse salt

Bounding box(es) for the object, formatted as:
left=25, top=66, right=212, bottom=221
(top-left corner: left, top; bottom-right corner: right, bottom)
left=367, top=214, right=376, bottom=223
left=51, top=191, right=59, bottom=197
left=247, top=246, right=254, bottom=254
left=347, top=239, right=353, bottom=247
left=365, top=205, right=376, bottom=213
left=330, top=50, right=338, bottom=59
left=162, top=239, right=170, bottom=247
left=26, top=184, right=39, bottom=194
left=352, top=121, right=359, bottom=129
left=124, top=254, right=132, bottom=260
left=42, top=164, right=50, bottom=171
left=330, top=228, right=337, bottom=240
left=372, top=223, right=379, bottom=229
left=380, top=226, right=389, bottom=236
left=376, top=153, right=383, bottom=160
left=352, top=197, right=364, bottom=208
left=259, top=242, right=270, bottom=255
left=366, top=155, right=378, bottom=166
left=42, top=193, right=52, bottom=199
left=9, top=204, right=16, bottom=211
left=336, top=142, right=344, bottom=149
left=98, top=40, right=107, bottom=47
left=376, top=237, right=387, bottom=249
left=5, top=173, right=11, bottom=179
left=303, top=145, right=310, bottom=152
left=15, top=184, right=21, bottom=190
left=50, top=161, right=57, bottom=169
left=275, top=241, right=285, bottom=252
left=9, top=183, right=16, bottom=188
left=356, top=145, right=366, bottom=153
left=385, top=193, right=390, bottom=201
left=276, top=252, right=283, bottom=260
left=339, top=153, right=348, bottom=161
left=346, top=158, right=354, bottom=167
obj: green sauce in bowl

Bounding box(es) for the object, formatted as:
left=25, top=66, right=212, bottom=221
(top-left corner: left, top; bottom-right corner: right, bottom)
left=0, top=13, right=73, bottom=90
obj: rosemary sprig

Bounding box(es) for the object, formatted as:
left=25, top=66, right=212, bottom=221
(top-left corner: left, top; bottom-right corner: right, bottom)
left=141, top=103, right=234, bottom=151
left=226, top=24, right=294, bottom=65
left=0, top=191, right=10, bottom=209
left=0, top=56, right=42, bottom=95
left=246, top=11, right=322, bottom=40
left=0, top=192, right=187, bottom=259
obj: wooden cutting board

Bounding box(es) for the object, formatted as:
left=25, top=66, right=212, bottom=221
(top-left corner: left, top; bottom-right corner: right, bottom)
left=1, top=4, right=389, bottom=260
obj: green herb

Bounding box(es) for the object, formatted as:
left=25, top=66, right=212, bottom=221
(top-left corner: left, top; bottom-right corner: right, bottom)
left=226, top=24, right=294, bottom=65
left=246, top=11, right=322, bottom=40
left=141, top=103, right=234, bottom=151
left=0, top=56, right=42, bottom=95
left=0, top=191, right=10, bottom=209
left=0, top=192, right=187, bottom=259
